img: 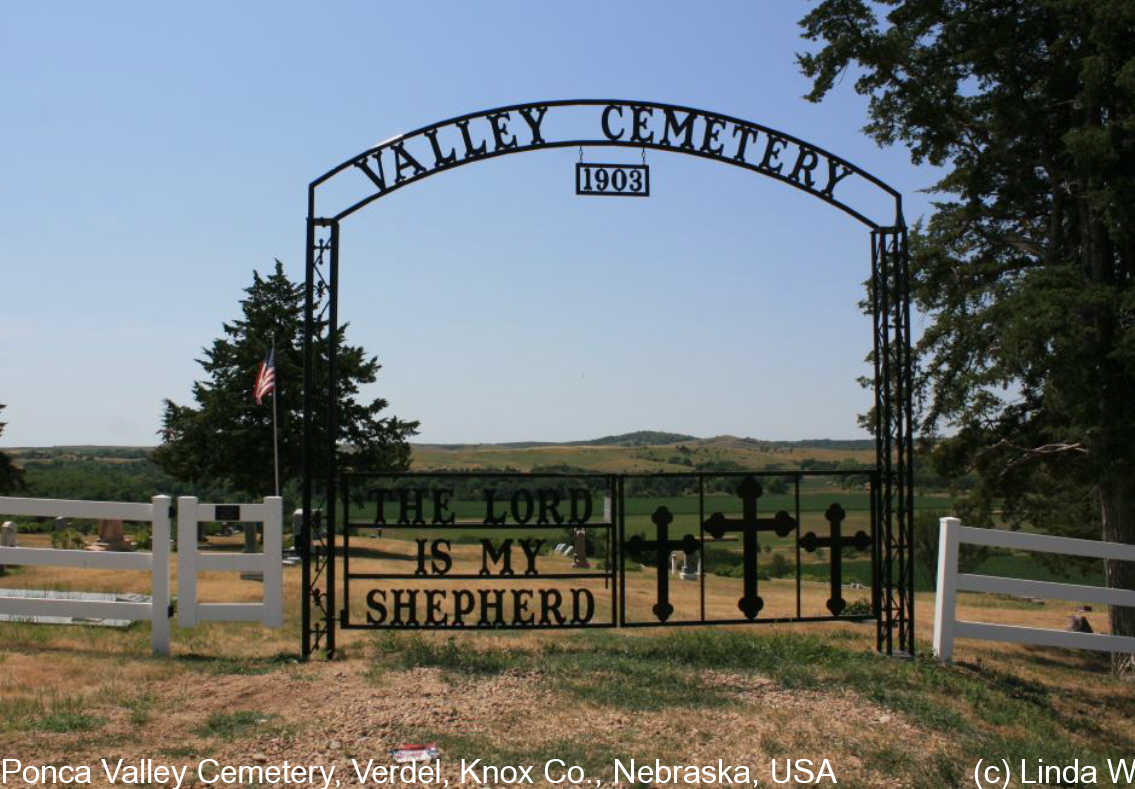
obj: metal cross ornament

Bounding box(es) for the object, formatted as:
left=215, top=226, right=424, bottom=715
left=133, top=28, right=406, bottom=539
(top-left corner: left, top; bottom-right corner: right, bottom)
left=799, top=502, right=870, bottom=615
left=703, top=476, right=796, bottom=619
left=625, top=506, right=699, bottom=622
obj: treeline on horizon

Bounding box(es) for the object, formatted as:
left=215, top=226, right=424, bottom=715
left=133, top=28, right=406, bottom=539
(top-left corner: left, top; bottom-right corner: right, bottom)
left=3, top=438, right=958, bottom=505
left=13, top=453, right=234, bottom=503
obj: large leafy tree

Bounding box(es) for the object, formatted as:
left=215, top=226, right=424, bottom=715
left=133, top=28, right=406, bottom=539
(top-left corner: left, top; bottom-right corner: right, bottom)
left=154, top=261, right=418, bottom=498
left=0, top=404, right=26, bottom=494
left=798, top=1, right=1135, bottom=658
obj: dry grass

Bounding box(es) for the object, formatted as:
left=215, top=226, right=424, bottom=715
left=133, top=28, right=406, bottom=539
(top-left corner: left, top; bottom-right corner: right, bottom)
left=1, top=533, right=1132, bottom=788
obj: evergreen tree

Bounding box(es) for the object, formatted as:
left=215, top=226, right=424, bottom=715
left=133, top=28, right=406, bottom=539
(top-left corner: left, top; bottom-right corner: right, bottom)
left=154, top=261, right=418, bottom=498
left=799, top=0, right=1135, bottom=664
left=0, top=404, right=26, bottom=494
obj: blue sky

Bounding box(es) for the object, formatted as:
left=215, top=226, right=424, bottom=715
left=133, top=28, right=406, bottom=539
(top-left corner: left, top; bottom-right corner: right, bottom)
left=1, top=2, right=941, bottom=447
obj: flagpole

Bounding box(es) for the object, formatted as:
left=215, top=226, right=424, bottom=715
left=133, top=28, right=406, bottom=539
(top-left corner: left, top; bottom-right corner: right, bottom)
left=272, top=383, right=280, bottom=497
left=271, top=339, right=280, bottom=497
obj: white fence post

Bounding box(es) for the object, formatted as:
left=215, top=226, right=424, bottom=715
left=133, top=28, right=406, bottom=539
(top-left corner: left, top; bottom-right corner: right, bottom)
left=262, top=497, right=283, bottom=627
left=150, top=495, right=171, bottom=656
left=177, top=496, right=199, bottom=627
left=932, top=516, right=961, bottom=662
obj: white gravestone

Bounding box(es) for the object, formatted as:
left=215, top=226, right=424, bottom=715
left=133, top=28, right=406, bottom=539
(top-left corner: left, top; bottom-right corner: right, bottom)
left=0, top=521, right=17, bottom=574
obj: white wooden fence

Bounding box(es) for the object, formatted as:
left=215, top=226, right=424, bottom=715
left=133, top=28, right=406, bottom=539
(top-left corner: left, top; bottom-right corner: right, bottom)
left=933, top=516, right=1135, bottom=661
left=176, top=496, right=282, bottom=627
left=0, top=495, right=172, bottom=655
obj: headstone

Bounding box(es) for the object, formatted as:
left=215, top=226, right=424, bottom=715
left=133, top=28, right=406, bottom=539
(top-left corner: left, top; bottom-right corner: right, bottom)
left=98, top=519, right=122, bottom=543
left=89, top=519, right=134, bottom=552
left=283, top=508, right=322, bottom=565
left=292, top=509, right=304, bottom=545
left=282, top=509, right=302, bottom=565
left=1067, top=615, right=1093, bottom=633
left=679, top=549, right=701, bottom=581
left=571, top=527, right=590, bottom=569
left=240, top=523, right=263, bottom=581
left=0, top=521, right=17, bottom=574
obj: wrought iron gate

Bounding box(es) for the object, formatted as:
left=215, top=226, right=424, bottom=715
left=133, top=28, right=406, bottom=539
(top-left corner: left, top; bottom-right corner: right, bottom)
left=300, top=100, right=915, bottom=658
left=317, top=470, right=883, bottom=638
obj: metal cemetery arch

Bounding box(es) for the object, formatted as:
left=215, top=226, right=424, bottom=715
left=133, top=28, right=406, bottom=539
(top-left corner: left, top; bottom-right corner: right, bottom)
left=302, top=100, right=914, bottom=658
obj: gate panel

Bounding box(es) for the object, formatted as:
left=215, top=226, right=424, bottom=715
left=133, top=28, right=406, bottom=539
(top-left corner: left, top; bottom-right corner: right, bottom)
left=340, top=472, right=618, bottom=630
left=617, top=471, right=877, bottom=627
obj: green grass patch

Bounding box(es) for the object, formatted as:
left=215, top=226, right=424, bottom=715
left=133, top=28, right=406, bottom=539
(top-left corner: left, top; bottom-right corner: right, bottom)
left=377, top=633, right=526, bottom=675
left=1, top=693, right=106, bottom=733
left=0, top=696, right=47, bottom=730
left=194, top=710, right=278, bottom=739
left=176, top=652, right=299, bottom=675
left=159, top=745, right=200, bottom=759
left=971, top=551, right=1104, bottom=585
left=122, top=692, right=155, bottom=727
left=0, top=621, right=54, bottom=647
left=960, top=592, right=1050, bottom=610
left=36, top=711, right=105, bottom=733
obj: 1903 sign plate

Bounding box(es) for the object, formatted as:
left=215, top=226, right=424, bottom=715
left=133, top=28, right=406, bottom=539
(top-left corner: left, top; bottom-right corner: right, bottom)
left=576, top=162, right=649, bottom=197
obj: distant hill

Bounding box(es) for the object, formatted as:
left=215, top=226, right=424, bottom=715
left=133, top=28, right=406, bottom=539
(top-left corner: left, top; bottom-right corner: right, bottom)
left=416, top=430, right=698, bottom=450
left=413, top=431, right=871, bottom=451
left=579, top=430, right=699, bottom=446
left=410, top=432, right=876, bottom=474
left=699, top=436, right=875, bottom=452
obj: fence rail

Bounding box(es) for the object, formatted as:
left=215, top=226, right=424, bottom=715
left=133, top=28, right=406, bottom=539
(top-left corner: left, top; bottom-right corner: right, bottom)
left=933, top=517, right=1135, bottom=661
left=176, top=497, right=283, bottom=628
left=0, top=495, right=171, bottom=654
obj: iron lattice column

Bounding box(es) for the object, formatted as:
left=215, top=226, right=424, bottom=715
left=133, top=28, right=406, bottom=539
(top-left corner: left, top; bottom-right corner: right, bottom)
left=872, top=226, right=915, bottom=657
left=302, top=217, right=340, bottom=659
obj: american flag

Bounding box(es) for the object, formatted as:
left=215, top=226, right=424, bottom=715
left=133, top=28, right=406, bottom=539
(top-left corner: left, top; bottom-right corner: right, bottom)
left=253, top=346, right=275, bottom=405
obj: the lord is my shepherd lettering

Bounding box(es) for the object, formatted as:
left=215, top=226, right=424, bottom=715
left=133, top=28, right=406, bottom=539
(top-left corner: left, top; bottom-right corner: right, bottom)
left=345, top=476, right=615, bottom=630
left=368, top=486, right=594, bottom=526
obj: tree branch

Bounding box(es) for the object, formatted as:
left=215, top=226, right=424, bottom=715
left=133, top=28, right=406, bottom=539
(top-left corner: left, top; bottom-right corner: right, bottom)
left=986, top=439, right=1089, bottom=476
